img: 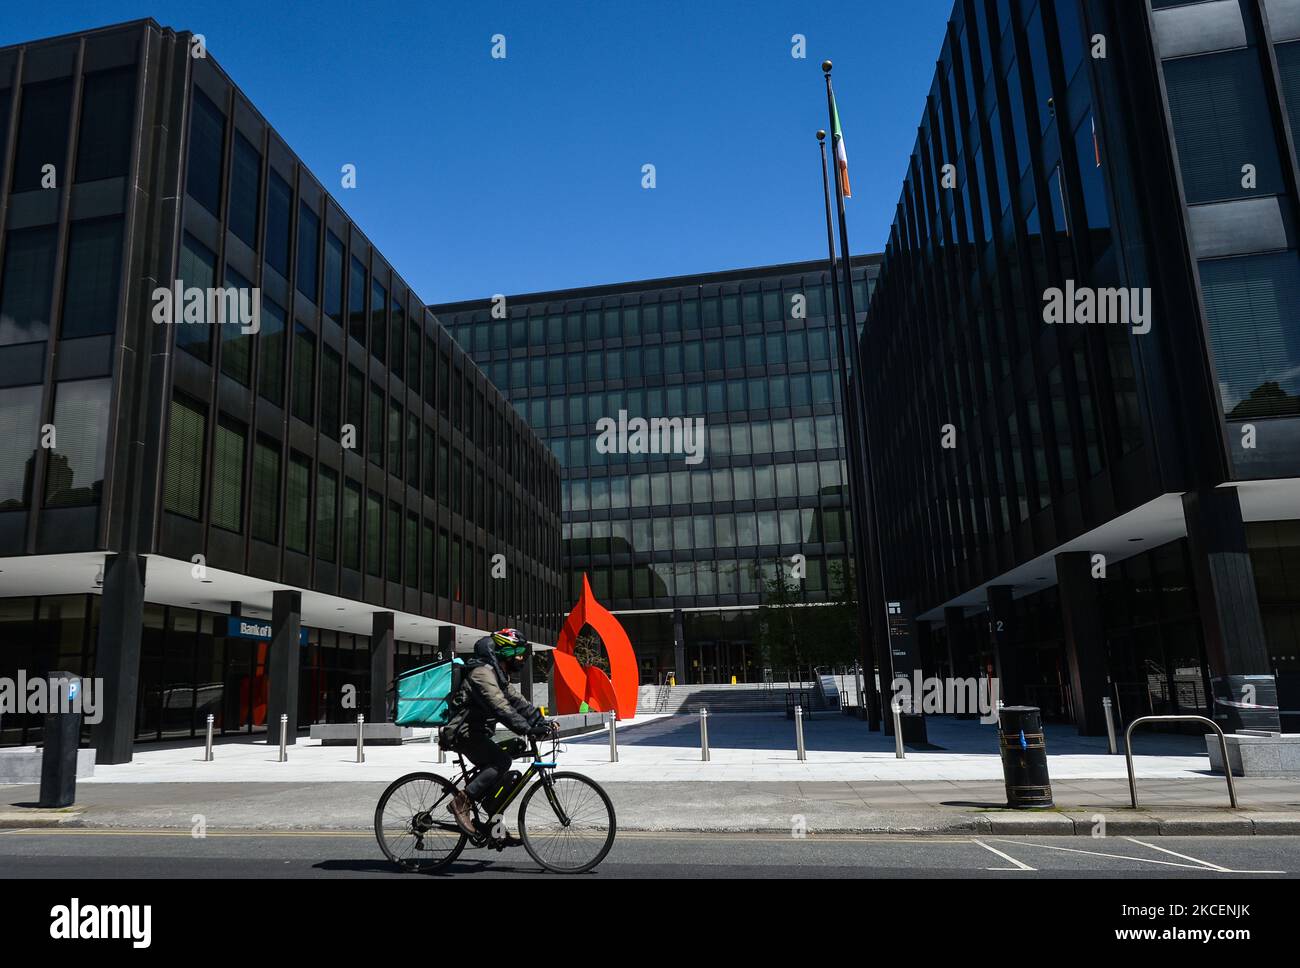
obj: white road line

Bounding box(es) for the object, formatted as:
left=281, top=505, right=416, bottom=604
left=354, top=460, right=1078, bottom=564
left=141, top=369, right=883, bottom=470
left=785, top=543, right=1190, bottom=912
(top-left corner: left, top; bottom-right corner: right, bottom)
left=990, top=838, right=1208, bottom=870
left=973, top=838, right=1035, bottom=871
left=1125, top=837, right=1230, bottom=872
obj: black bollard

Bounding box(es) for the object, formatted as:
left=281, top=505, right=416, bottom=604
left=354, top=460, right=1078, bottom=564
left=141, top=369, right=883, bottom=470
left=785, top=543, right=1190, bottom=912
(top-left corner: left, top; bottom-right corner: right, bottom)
left=997, top=705, right=1053, bottom=809
left=39, top=672, right=84, bottom=808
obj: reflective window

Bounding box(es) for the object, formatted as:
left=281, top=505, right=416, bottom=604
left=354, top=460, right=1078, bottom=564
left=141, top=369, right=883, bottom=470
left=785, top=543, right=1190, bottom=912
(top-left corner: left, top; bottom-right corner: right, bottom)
left=61, top=218, right=123, bottom=338
left=186, top=89, right=224, bottom=216
left=76, top=68, right=136, bottom=183
left=229, top=133, right=261, bottom=249
left=13, top=78, right=72, bottom=193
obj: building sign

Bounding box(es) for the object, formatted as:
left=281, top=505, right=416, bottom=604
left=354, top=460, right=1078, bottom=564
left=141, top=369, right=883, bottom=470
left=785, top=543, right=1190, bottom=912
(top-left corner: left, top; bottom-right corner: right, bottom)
left=225, top=616, right=309, bottom=645
left=886, top=599, right=920, bottom=681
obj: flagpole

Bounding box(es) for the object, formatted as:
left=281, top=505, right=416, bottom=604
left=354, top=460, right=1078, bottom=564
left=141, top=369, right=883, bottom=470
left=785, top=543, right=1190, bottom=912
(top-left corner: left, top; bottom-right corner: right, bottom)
left=818, top=129, right=881, bottom=732
left=822, top=59, right=895, bottom=724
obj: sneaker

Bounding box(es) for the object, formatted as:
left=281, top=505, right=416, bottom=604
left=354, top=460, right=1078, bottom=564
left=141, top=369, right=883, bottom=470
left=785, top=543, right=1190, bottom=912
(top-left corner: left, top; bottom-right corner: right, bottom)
left=447, top=791, right=478, bottom=837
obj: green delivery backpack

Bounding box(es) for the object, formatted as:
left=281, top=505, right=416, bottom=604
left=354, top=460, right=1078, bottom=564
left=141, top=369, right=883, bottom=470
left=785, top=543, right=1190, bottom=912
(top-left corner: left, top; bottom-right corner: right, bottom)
left=393, top=658, right=465, bottom=727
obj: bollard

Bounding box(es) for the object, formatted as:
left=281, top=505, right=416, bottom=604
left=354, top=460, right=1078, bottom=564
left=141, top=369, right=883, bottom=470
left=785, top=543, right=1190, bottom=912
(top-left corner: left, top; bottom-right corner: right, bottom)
left=356, top=714, right=366, bottom=763
left=794, top=704, right=806, bottom=761
left=700, top=708, right=711, bottom=762
left=1102, top=697, right=1117, bottom=755
left=436, top=736, right=446, bottom=763
left=892, top=698, right=905, bottom=759
left=204, top=713, right=215, bottom=762
left=278, top=713, right=288, bottom=762
left=608, top=710, right=619, bottom=763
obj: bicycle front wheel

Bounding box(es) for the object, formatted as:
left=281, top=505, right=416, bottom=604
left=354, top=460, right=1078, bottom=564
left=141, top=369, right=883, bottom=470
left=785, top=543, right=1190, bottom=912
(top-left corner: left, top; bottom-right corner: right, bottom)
left=518, top=771, right=616, bottom=874
left=375, top=772, right=467, bottom=873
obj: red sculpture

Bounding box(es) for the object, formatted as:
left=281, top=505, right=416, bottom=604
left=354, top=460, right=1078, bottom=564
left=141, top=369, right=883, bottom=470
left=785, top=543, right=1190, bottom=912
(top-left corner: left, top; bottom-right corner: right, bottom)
left=553, top=574, right=638, bottom=720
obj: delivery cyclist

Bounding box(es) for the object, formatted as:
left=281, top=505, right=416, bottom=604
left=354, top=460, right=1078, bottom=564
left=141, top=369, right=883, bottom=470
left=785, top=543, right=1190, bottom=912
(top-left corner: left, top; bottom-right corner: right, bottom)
left=440, top=628, right=559, bottom=836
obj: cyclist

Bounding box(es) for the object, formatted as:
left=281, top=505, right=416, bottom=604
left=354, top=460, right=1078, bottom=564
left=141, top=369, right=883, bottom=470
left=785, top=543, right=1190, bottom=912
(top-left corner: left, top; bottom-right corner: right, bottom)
left=441, top=628, right=559, bottom=837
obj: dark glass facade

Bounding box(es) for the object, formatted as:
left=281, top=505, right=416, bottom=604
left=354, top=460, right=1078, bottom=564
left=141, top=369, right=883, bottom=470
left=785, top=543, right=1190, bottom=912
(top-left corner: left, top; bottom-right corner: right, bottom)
left=432, top=258, right=880, bottom=684
left=853, top=0, right=1300, bottom=733
left=0, top=21, right=562, bottom=755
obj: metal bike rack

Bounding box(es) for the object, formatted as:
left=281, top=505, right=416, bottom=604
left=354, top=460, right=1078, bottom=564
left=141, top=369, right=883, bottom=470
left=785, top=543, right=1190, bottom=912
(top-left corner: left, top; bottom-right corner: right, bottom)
left=1124, top=714, right=1237, bottom=809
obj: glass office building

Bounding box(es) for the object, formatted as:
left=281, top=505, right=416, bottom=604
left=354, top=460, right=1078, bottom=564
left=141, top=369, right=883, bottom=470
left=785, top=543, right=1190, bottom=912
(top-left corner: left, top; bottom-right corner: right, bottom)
left=432, top=258, right=880, bottom=684
left=853, top=0, right=1300, bottom=734
left=0, top=21, right=563, bottom=761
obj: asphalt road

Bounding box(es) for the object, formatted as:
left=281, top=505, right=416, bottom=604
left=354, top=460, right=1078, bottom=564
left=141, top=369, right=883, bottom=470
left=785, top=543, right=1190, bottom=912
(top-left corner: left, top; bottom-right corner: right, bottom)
left=0, top=829, right=1297, bottom=878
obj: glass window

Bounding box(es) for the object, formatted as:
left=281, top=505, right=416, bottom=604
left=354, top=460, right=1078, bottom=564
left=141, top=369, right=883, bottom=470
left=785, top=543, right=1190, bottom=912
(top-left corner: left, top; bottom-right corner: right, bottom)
left=251, top=435, right=281, bottom=543
left=13, top=78, right=72, bottom=193
left=220, top=266, right=253, bottom=386
left=323, top=231, right=344, bottom=322
left=0, top=384, right=42, bottom=509
left=163, top=394, right=206, bottom=518
left=320, top=344, right=341, bottom=440
left=286, top=452, right=311, bottom=554
left=0, top=225, right=57, bottom=346
left=316, top=464, right=337, bottom=562
left=343, top=479, right=361, bottom=569
left=296, top=202, right=320, bottom=302
left=366, top=490, right=382, bottom=575
left=1200, top=251, right=1300, bottom=418
left=292, top=323, right=316, bottom=424
left=76, top=67, right=135, bottom=183
left=390, top=297, right=405, bottom=381
left=265, top=171, right=293, bottom=278
left=211, top=415, right=246, bottom=531
left=186, top=89, right=224, bottom=216
left=44, top=379, right=110, bottom=507
left=228, top=132, right=261, bottom=249
left=370, top=280, right=387, bottom=363
left=60, top=217, right=123, bottom=339
left=175, top=234, right=215, bottom=360
left=258, top=296, right=286, bottom=406
left=1163, top=51, right=1284, bottom=204
left=348, top=256, right=367, bottom=345
left=387, top=501, right=401, bottom=579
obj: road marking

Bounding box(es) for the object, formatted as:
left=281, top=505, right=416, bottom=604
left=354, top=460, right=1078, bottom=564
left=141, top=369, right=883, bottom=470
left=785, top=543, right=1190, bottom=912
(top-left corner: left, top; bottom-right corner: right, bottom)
left=990, top=838, right=1210, bottom=871
left=1125, top=837, right=1286, bottom=875
left=1125, top=837, right=1230, bottom=872
left=973, top=839, right=1035, bottom=871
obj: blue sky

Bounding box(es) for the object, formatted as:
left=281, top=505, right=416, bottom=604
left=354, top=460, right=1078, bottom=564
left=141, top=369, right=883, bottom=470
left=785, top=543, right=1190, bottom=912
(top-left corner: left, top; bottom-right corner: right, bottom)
left=3, top=1, right=952, bottom=303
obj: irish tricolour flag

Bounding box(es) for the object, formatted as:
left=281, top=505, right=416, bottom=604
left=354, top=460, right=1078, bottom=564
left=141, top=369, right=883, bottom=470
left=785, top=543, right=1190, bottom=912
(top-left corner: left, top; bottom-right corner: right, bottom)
left=831, top=91, right=852, bottom=199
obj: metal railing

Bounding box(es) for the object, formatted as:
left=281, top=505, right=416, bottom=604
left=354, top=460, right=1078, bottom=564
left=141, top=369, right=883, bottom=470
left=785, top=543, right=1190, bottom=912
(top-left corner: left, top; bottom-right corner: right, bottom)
left=1124, top=714, right=1238, bottom=809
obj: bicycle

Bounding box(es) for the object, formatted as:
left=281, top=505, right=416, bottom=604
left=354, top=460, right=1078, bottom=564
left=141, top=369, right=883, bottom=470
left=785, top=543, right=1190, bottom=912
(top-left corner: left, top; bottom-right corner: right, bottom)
left=374, top=734, right=616, bottom=874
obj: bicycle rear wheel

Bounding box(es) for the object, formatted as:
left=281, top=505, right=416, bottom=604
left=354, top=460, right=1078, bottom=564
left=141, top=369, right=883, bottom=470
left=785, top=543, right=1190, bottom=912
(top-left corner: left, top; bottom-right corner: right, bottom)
left=374, top=772, right=467, bottom=872
left=518, top=771, right=616, bottom=873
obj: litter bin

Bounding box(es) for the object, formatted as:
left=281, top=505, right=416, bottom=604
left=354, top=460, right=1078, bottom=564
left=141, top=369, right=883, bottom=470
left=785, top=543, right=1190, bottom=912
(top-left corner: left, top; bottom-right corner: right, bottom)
left=39, top=671, right=83, bottom=808
left=997, top=705, right=1053, bottom=809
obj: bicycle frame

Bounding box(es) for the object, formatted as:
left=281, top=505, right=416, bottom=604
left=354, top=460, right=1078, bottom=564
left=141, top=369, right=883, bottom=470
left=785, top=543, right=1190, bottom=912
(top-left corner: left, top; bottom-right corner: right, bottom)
left=447, top=736, right=571, bottom=837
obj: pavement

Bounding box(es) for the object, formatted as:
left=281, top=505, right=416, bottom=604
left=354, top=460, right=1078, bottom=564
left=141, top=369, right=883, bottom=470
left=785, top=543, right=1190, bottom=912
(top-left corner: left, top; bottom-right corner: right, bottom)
left=2, top=713, right=1297, bottom=836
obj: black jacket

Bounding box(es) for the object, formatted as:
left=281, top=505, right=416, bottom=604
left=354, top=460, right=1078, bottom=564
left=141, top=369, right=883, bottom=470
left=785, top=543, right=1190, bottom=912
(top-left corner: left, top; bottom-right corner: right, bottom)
left=441, top=636, right=543, bottom=746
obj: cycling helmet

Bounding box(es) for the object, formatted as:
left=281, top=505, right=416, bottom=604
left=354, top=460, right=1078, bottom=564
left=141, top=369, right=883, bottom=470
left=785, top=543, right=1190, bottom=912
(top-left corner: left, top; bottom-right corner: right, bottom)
left=490, top=627, right=528, bottom=660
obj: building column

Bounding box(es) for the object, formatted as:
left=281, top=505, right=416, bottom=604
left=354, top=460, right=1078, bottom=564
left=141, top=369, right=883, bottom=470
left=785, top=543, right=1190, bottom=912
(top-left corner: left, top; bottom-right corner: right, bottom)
left=92, top=554, right=147, bottom=765
left=987, top=585, right=1019, bottom=706
left=265, top=590, right=302, bottom=745
left=945, top=606, right=978, bottom=719
left=437, top=625, right=455, bottom=661
left=370, top=612, right=395, bottom=723
left=1055, top=552, right=1110, bottom=736
left=672, top=608, right=685, bottom=683
left=1183, top=489, right=1280, bottom=732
